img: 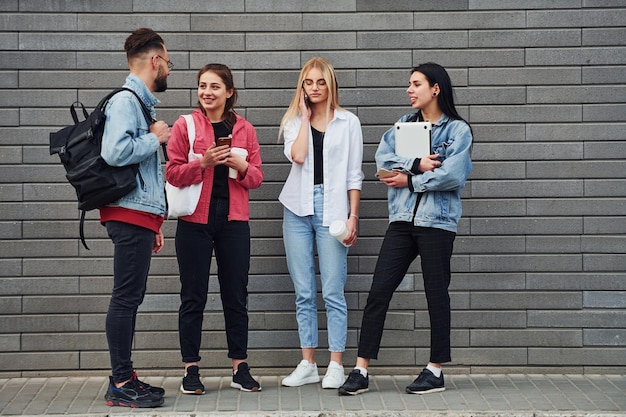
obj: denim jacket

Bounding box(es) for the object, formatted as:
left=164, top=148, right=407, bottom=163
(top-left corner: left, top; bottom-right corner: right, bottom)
left=375, top=112, right=472, bottom=233
left=100, top=74, right=165, bottom=216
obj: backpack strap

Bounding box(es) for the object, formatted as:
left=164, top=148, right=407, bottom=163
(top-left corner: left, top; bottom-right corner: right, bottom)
left=97, top=87, right=155, bottom=123
left=70, top=101, right=89, bottom=124
left=120, top=87, right=156, bottom=125
left=115, top=87, right=169, bottom=162
left=79, top=210, right=89, bottom=250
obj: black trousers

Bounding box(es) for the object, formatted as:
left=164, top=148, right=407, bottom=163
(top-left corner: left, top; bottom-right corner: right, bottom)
left=176, top=198, right=251, bottom=363
left=105, top=221, right=155, bottom=383
left=357, top=221, right=455, bottom=364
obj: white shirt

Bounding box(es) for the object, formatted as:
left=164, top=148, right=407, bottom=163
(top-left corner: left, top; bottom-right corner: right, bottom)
left=279, top=109, right=364, bottom=226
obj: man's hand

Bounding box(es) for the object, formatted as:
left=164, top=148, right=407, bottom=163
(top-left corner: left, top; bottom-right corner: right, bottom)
left=150, top=120, right=170, bottom=144
left=152, top=229, right=164, bottom=253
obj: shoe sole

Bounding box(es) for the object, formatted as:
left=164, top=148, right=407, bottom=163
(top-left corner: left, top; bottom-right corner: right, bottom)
left=180, top=385, right=205, bottom=395
left=105, top=396, right=164, bottom=408
left=338, top=387, right=369, bottom=396
left=230, top=382, right=261, bottom=392
left=406, top=386, right=445, bottom=394
left=281, top=376, right=321, bottom=387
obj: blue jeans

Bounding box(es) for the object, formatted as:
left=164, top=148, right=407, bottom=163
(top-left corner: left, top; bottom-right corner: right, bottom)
left=282, top=185, right=349, bottom=352
left=105, top=221, right=155, bottom=384
left=176, top=198, right=251, bottom=363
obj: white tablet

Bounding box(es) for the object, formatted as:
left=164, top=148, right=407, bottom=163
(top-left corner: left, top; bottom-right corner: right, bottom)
left=394, top=121, right=432, bottom=159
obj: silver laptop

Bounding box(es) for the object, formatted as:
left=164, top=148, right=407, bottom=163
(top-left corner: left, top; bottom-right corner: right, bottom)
left=394, top=121, right=432, bottom=159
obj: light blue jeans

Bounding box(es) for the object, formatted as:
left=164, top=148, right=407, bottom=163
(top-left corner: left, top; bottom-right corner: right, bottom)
left=283, top=185, right=349, bottom=352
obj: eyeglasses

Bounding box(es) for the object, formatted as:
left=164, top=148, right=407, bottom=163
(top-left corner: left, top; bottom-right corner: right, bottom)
left=157, top=55, right=174, bottom=70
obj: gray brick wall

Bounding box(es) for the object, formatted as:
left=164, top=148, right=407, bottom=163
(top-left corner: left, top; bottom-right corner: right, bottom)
left=0, top=1, right=625, bottom=376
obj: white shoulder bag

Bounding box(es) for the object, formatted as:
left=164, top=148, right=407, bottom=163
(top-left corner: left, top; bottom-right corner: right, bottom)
left=165, top=114, right=203, bottom=218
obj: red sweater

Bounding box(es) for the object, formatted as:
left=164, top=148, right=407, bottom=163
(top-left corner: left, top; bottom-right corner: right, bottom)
left=99, top=206, right=164, bottom=233
left=165, top=110, right=263, bottom=224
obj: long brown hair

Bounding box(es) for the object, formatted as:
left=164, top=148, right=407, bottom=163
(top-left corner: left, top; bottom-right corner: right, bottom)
left=197, top=63, right=238, bottom=129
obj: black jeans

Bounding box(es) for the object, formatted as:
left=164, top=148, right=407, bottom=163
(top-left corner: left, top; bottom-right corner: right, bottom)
left=176, top=198, right=251, bottom=363
left=105, top=221, right=155, bottom=384
left=357, top=221, right=455, bottom=364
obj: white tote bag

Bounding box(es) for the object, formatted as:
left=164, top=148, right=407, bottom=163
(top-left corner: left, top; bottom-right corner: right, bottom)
left=166, top=115, right=203, bottom=218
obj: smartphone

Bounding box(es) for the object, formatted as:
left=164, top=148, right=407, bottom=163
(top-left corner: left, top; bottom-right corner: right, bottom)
left=302, top=81, right=310, bottom=107
left=217, top=136, right=231, bottom=147
left=375, top=168, right=399, bottom=179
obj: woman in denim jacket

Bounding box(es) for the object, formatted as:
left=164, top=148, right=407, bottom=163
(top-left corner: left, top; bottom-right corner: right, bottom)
left=339, top=62, right=472, bottom=396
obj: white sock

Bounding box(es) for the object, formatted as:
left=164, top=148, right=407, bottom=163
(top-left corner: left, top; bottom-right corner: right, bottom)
left=355, top=366, right=368, bottom=377
left=328, top=360, right=343, bottom=369
left=426, top=364, right=442, bottom=378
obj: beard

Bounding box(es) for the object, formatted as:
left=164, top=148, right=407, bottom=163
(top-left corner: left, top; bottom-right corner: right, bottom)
left=154, top=67, right=168, bottom=92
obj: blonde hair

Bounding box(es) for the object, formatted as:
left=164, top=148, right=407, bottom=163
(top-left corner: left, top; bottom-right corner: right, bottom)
left=278, top=57, right=342, bottom=141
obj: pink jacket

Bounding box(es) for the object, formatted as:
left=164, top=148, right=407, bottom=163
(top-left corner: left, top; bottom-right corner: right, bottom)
left=165, top=109, right=263, bottom=223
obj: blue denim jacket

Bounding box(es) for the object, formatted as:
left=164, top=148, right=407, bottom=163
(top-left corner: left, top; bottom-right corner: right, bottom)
left=100, top=74, right=165, bottom=216
left=375, top=113, right=472, bottom=233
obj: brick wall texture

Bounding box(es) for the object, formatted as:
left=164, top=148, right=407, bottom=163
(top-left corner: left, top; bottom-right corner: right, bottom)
left=1, top=1, right=625, bottom=376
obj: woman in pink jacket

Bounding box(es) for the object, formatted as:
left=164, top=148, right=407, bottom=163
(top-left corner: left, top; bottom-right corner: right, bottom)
left=166, top=63, right=263, bottom=395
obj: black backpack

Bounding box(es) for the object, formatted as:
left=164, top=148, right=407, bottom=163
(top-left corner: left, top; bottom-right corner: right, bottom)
left=49, top=88, right=154, bottom=250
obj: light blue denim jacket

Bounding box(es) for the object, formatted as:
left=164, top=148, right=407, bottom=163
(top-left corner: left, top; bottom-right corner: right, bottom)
left=375, top=112, right=472, bottom=233
left=100, top=74, right=165, bottom=216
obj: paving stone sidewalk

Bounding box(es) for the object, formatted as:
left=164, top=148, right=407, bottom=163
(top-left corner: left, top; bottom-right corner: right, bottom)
left=1, top=374, right=625, bottom=417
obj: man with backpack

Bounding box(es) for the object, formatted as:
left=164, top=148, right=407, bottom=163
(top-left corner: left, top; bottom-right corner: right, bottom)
left=100, top=28, right=171, bottom=408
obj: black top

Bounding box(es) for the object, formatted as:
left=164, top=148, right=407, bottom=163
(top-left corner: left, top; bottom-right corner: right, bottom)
left=312, top=126, right=324, bottom=185
left=211, top=121, right=231, bottom=200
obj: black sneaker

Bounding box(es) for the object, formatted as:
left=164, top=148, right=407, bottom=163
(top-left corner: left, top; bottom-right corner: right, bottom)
left=338, top=369, right=369, bottom=396
left=181, top=365, right=205, bottom=395
left=406, top=368, right=445, bottom=394
left=105, top=376, right=164, bottom=408
left=132, top=371, right=165, bottom=397
left=231, top=362, right=262, bottom=392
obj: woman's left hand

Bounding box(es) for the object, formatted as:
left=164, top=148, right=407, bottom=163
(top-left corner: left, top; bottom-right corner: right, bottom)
left=224, top=151, right=249, bottom=177
left=344, top=216, right=359, bottom=246
left=380, top=171, right=409, bottom=188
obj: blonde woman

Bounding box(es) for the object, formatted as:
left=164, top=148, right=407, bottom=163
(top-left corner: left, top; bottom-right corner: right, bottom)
left=278, top=57, right=364, bottom=389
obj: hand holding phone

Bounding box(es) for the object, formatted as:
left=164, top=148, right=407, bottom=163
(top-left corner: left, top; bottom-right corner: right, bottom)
left=375, top=168, right=400, bottom=179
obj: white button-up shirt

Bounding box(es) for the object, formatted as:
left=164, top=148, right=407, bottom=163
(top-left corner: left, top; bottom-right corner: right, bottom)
left=279, top=109, right=364, bottom=226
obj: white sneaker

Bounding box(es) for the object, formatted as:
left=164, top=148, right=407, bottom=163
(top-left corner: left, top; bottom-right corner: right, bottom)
left=322, top=361, right=345, bottom=389
left=281, top=360, right=320, bottom=387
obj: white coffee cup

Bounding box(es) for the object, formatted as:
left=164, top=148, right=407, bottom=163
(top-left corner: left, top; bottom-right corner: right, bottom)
left=329, top=220, right=351, bottom=247
left=229, top=147, right=248, bottom=179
